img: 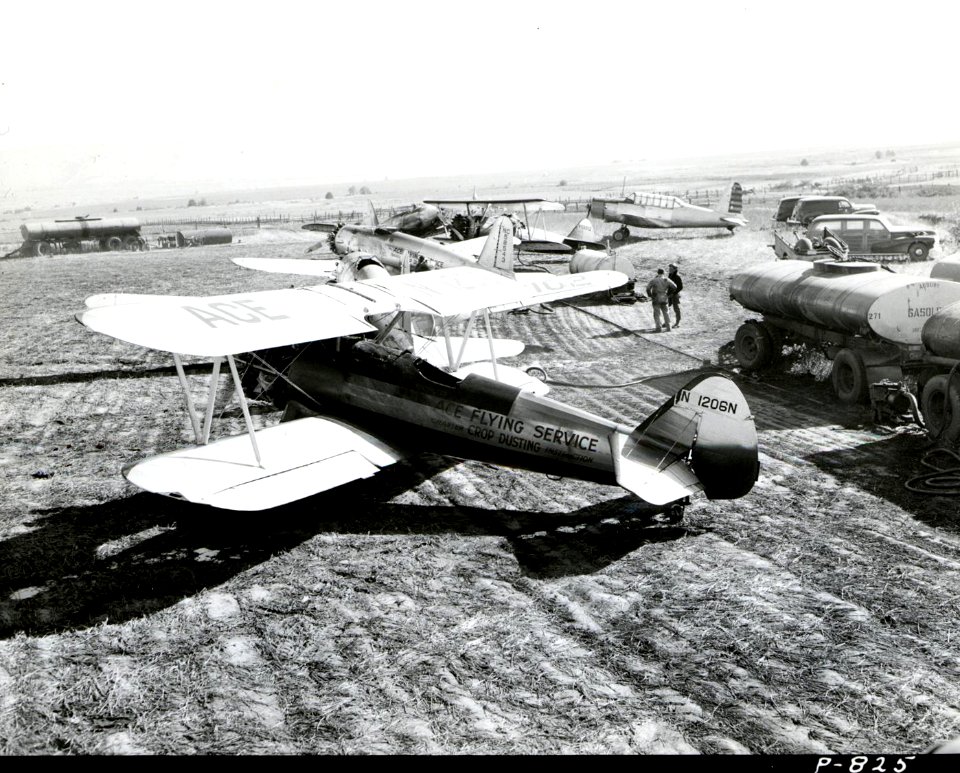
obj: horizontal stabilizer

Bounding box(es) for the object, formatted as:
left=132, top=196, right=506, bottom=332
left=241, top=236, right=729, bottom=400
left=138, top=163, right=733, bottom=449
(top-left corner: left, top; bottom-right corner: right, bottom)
left=124, top=416, right=403, bottom=510
left=232, top=257, right=339, bottom=278
left=620, top=373, right=759, bottom=502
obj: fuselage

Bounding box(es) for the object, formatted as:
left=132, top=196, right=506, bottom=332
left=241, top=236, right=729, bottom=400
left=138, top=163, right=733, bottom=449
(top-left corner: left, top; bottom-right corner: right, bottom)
left=334, top=225, right=477, bottom=271
left=274, top=338, right=630, bottom=484
left=590, top=194, right=745, bottom=229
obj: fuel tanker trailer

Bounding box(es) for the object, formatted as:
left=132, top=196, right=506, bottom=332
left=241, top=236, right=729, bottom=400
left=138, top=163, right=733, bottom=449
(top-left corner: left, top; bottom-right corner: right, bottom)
left=728, top=259, right=960, bottom=405
left=19, top=216, right=146, bottom=256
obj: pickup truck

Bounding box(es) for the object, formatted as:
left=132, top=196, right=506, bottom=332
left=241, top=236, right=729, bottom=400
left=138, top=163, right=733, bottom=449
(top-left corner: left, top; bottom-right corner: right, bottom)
left=772, top=213, right=936, bottom=262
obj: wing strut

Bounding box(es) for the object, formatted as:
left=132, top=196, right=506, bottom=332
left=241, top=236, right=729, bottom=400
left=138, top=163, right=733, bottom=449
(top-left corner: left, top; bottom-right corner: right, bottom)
left=227, top=354, right=263, bottom=467
left=173, top=353, right=203, bottom=442
left=482, top=309, right=500, bottom=382
left=172, top=352, right=262, bottom=466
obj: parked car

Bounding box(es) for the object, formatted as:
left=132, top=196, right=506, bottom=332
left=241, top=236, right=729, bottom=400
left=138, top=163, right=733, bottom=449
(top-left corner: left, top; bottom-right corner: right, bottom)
left=806, top=214, right=936, bottom=261
left=790, top=196, right=878, bottom=226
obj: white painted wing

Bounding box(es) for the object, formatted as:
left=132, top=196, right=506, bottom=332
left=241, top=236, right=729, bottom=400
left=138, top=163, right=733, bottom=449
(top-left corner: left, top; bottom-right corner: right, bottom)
left=488, top=270, right=630, bottom=312
left=440, top=235, right=520, bottom=261
left=231, top=257, right=340, bottom=278
left=346, top=266, right=629, bottom=318
left=85, top=293, right=201, bottom=309
left=78, top=285, right=379, bottom=356
left=410, top=334, right=525, bottom=368
left=123, top=416, right=404, bottom=510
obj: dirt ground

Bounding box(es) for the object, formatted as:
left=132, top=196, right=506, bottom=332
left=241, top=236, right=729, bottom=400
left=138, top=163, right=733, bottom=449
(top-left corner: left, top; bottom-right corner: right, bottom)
left=1, top=197, right=960, bottom=756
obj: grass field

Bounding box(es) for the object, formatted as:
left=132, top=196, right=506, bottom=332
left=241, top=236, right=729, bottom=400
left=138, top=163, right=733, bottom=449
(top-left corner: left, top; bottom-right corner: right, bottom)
left=2, top=146, right=960, bottom=755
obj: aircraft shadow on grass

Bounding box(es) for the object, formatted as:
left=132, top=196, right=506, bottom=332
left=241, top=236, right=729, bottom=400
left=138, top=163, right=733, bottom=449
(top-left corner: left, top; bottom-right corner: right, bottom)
left=0, top=456, right=695, bottom=638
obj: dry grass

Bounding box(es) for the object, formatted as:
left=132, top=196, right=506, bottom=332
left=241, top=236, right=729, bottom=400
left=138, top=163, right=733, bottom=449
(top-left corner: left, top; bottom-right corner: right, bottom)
left=3, top=150, right=960, bottom=755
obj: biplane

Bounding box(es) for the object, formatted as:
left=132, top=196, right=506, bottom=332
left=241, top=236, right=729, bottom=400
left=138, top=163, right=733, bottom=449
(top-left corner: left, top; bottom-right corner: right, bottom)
left=77, top=242, right=760, bottom=517
left=235, top=212, right=519, bottom=287
left=423, top=197, right=605, bottom=253
left=588, top=182, right=747, bottom=240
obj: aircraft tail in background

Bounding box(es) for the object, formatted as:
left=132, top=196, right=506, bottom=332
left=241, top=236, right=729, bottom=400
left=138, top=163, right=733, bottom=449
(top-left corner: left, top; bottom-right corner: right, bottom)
left=476, top=216, right=515, bottom=277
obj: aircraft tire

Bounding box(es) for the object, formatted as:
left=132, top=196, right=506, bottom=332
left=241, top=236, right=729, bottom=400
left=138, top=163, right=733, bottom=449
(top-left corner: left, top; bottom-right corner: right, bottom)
left=733, top=321, right=773, bottom=371
left=920, top=374, right=960, bottom=442
left=831, top=348, right=868, bottom=405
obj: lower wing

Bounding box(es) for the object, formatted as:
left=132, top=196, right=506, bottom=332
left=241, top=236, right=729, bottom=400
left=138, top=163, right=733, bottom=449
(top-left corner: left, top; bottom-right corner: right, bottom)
left=123, top=416, right=405, bottom=510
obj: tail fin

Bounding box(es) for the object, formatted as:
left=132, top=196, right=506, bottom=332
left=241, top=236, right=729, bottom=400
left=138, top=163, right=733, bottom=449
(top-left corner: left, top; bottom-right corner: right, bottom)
left=364, top=200, right=379, bottom=227
left=564, top=218, right=606, bottom=251
left=725, top=182, right=744, bottom=215
left=612, top=373, right=758, bottom=505
left=477, top=215, right=515, bottom=277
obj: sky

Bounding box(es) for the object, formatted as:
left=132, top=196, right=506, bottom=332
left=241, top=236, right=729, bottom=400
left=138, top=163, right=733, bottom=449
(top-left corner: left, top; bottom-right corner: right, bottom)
left=1, top=0, right=958, bottom=205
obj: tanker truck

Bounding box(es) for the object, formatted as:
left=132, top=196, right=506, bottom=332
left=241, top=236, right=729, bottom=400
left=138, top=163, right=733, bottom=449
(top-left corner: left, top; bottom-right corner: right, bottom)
left=728, top=259, right=960, bottom=439
left=18, top=216, right=146, bottom=256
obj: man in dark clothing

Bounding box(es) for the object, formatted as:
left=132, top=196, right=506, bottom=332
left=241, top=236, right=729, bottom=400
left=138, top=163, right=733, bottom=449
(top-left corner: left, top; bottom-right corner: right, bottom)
left=667, top=263, right=683, bottom=328
left=645, top=268, right=677, bottom=332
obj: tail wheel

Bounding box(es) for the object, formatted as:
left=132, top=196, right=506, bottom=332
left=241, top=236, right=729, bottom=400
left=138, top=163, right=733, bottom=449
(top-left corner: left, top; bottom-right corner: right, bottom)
left=920, top=374, right=960, bottom=441
left=908, top=242, right=930, bottom=261
left=831, top=348, right=868, bottom=405
left=733, top=321, right=774, bottom=371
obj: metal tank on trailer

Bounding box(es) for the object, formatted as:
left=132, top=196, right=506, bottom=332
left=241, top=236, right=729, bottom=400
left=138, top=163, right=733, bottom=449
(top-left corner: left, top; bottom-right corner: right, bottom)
left=728, top=259, right=960, bottom=405
left=19, top=216, right=145, bottom=256
left=175, top=227, right=233, bottom=247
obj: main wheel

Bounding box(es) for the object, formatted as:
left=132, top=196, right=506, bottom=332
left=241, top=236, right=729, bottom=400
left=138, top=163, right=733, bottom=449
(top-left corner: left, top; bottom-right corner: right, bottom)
left=908, top=242, right=930, bottom=261
left=920, top=374, right=960, bottom=441
left=734, top=321, right=774, bottom=371
left=831, top=348, right=868, bottom=405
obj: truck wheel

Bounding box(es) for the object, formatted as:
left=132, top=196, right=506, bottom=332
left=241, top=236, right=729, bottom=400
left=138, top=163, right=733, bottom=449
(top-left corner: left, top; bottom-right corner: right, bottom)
left=734, top=321, right=773, bottom=371
left=123, top=235, right=141, bottom=251
left=920, top=374, right=960, bottom=441
left=34, top=241, right=51, bottom=257
left=831, top=348, right=868, bottom=405
left=908, top=242, right=930, bottom=261
left=105, top=236, right=123, bottom=251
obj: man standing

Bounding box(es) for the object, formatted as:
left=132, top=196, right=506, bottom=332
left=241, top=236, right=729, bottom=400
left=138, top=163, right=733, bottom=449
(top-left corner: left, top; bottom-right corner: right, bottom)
left=645, top=268, right=677, bottom=332
left=667, top=263, right=683, bottom=328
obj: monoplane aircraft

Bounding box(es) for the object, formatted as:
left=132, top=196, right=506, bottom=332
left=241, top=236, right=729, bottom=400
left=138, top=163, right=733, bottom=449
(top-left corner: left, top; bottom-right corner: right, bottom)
left=588, top=182, right=747, bottom=240
left=77, top=258, right=759, bottom=517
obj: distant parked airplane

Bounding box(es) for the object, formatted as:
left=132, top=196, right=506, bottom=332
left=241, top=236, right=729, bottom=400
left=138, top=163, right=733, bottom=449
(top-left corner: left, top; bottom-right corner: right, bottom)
left=588, top=182, right=747, bottom=240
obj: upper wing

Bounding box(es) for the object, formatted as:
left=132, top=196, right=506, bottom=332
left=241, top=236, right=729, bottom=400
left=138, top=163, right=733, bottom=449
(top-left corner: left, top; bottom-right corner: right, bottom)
left=77, top=285, right=383, bottom=356
left=78, top=267, right=628, bottom=356
left=345, top=266, right=630, bottom=318
left=232, top=257, right=340, bottom=278
left=124, top=415, right=405, bottom=510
